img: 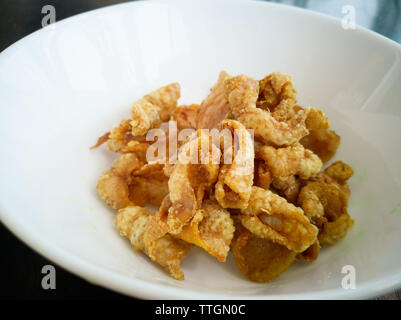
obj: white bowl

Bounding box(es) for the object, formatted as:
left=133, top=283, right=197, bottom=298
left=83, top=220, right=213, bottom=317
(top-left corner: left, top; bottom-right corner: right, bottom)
left=1, top=0, right=401, bottom=300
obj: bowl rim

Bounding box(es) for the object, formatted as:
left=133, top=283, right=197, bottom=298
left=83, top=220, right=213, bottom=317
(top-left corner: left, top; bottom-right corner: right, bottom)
left=1, top=0, right=401, bottom=300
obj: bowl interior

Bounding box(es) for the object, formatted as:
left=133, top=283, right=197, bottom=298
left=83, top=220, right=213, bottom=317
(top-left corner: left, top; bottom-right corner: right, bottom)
left=1, top=0, right=401, bottom=299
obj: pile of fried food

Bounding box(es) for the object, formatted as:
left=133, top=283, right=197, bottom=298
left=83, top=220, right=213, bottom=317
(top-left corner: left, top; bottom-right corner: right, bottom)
left=92, top=71, right=354, bottom=282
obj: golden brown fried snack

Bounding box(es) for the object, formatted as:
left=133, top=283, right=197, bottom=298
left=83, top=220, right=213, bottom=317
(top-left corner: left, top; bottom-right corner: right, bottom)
left=296, top=186, right=324, bottom=221
left=172, top=104, right=200, bottom=130
left=322, top=161, right=354, bottom=196
left=168, top=131, right=221, bottom=234
left=257, top=144, right=303, bottom=177
left=259, top=72, right=296, bottom=107
left=318, top=213, right=354, bottom=247
left=298, top=161, right=354, bottom=248
left=129, top=163, right=169, bottom=206
left=299, top=149, right=323, bottom=180
left=297, top=240, right=320, bottom=262
left=196, top=71, right=231, bottom=129
left=271, top=175, right=301, bottom=204
left=298, top=181, right=348, bottom=222
left=131, top=162, right=165, bottom=178
left=97, top=153, right=144, bottom=210
left=143, top=195, right=172, bottom=255
left=258, top=72, right=298, bottom=122
left=305, top=108, right=330, bottom=131
left=231, top=228, right=297, bottom=283
left=112, top=153, right=145, bottom=177
left=106, top=119, right=150, bottom=155
left=176, top=200, right=234, bottom=262
left=254, top=159, right=272, bottom=189
left=162, top=163, right=175, bottom=177
left=240, top=187, right=318, bottom=252
left=94, top=70, right=354, bottom=282
left=97, top=170, right=131, bottom=210
left=300, top=129, right=340, bottom=163
left=256, top=144, right=322, bottom=180
left=312, top=163, right=353, bottom=197
left=325, top=161, right=354, bottom=182
left=115, top=206, right=191, bottom=280
left=215, top=120, right=254, bottom=209
left=130, top=83, right=180, bottom=136
left=90, top=132, right=110, bottom=149
left=224, top=74, right=309, bottom=146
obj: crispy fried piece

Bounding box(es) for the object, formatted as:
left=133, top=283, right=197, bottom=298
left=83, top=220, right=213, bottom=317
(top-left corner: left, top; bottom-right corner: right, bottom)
left=325, top=161, right=354, bottom=182
left=128, top=163, right=169, bottom=206
left=297, top=187, right=324, bottom=220
left=300, top=129, right=340, bottom=163
left=107, top=119, right=150, bottom=155
left=314, top=173, right=350, bottom=197
left=215, top=120, right=254, bottom=209
left=132, top=101, right=160, bottom=136
left=253, top=140, right=264, bottom=154
left=115, top=206, right=150, bottom=246
left=107, top=119, right=133, bottom=152
left=271, top=176, right=301, bottom=204
left=143, top=195, right=172, bottom=255
left=129, top=177, right=168, bottom=207
left=90, top=132, right=110, bottom=149
left=240, top=187, right=318, bottom=252
left=176, top=200, right=234, bottom=262
left=97, top=170, right=131, bottom=210
left=320, top=161, right=354, bottom=196
left=163, top=163, right=175, bottom=177
left=299, top=149, right=323, bottom=180
left=256, top=144, right=322, bottom=180
left=258, top=72, right=297, bottom=114
left=256, top=144, right=304, bottom=177
left=115, top=206, right=192, bottom=280
left=168, top=160, right=197, bottom=234
left=196, top=71, right=231, bottom=129
left=258, top=73, right=303, bottom=126
left=297, top=240, right=320, bottom=262
left=239, top=215, right=317, bottom=253
left=112, top=153, right=145, bottom=177
left=131, top=163, right=165, bottom=178
left=168, top=131, right=221, bottom=234
left=97, top=154, right=167, bottom=210
left=225, top=75, right=309, bottom=146
left=143, top=83, right=181, bottom=121
left=231, top=228, right=297, bottom=283
left=97, top=153, right=144, bottom=210
left=272, top=99, right=297, bottom=122
left=318, top=213, right=354, bottom=247
left=130, top=83, right=180, bottom=136
left=305, top=108, right=330, bottom=131
left=254, top=159, right=272, bottom=189
left=298, top=165, right=353, bottom=248
left=148, top=235, right=191, bottom=280
left=172, top=104, right=200, bottom=130
left=298, top=181, right=349, bottom=222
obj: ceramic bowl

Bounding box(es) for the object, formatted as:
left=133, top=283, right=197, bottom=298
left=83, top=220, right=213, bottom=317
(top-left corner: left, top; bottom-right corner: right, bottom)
left=1, top=0, right=401, bottom=299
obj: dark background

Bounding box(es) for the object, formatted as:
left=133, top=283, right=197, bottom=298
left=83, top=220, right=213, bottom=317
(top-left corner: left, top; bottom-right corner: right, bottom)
left=1, top=0, right=400, bottom=300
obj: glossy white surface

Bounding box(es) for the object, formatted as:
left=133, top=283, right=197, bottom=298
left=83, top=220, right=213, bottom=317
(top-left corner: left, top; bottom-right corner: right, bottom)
left=1, top=0, right=401, bottom=299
